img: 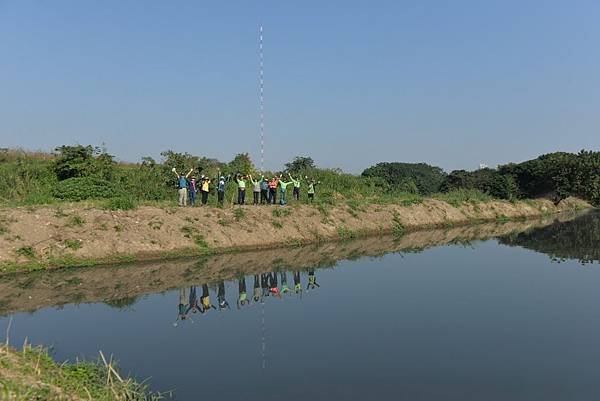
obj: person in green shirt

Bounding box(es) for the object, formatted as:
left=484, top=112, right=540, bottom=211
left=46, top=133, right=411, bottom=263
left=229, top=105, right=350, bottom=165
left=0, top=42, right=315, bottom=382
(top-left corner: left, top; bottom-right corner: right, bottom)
left=278, top=174, right=294, bottom=206
left=280, top=272, right=291, bottom=294
left=307, top=179, right=320, bottom=203
left=289, top=173, right=302, bottom=201
left=307, top=269, right=320, bottom=290
left=234, top=174, right=247, bottom=205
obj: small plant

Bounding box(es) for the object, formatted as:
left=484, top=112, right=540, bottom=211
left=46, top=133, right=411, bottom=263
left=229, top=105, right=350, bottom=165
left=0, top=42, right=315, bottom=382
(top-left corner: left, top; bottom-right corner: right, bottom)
left=217, top=218, right=231, bottom=227
left=496, top=214, right=510, bottom=223
left=64, top=239, right=82, bottom=250
left=272, top=208, right=291, bottom=218
left=180, top=225, right=210, bottom=250
left=66, top=215, right=85, bottom=227
left=113, top=224, right=124, bottom=232
left=392, top=212, right=405, bottom=238
left=272, top=220, right=283, bottom=229
left=105, top=197, right=137, bottom=211
left=337, top=227, right=356, bottom=240
left=233, top=207, right=245, bottom=221
left=148, top=220, right=163, bottom=230
left=16, top=246, right=35, bottom=259
left=98, top=222, right=108, bottom=231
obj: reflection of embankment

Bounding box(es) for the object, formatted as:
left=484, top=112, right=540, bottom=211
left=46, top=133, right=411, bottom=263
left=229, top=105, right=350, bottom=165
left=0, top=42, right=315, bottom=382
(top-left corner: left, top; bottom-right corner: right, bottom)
left=499, top=210, right=600, bottom=265
left=0, top=214, right=584, bottom=316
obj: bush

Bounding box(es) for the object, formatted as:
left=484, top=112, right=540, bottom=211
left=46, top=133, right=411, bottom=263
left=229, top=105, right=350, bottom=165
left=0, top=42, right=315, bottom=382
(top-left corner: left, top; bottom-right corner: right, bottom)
left=52, top=177, right=122, bottom=201
left=362, top=162, right=447, bottom=195
left=105, top=197, right=137, bottom=211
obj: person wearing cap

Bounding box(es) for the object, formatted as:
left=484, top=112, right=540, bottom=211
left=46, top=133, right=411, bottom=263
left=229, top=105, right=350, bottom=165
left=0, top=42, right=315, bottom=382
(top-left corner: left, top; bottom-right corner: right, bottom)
left=260, top=177, right=269, bottom=204
left=200, top=175, right=211, bottom=205
left=278, top=174, right=294, bottom=206
left=187, top=176, right=197, bottom=206
left=234, top=174, right=247, bottom=205
left=217, top=175, right=228, bottom=206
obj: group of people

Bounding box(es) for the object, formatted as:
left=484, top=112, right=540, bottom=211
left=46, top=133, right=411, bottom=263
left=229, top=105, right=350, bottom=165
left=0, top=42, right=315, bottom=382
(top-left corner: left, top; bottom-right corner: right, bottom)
left=172, top=168, right=320, bottom=207
left=174, top=270, right=320, bottom=324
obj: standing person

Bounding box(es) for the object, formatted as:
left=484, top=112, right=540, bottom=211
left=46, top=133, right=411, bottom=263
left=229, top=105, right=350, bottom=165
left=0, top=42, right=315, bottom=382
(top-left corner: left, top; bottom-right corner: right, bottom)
left=307, top=179, right=319, bottom=203
left=278, top=175, right=294, bottom=206
left=268, top=272, right=281, bottom=298
left=217, top=175, right=228, bottom=207
left=186, top=285, right=201, bottom=314
left=174, top=288, right=188, bottom=326
left=260, top=177, right=269, bottom=204
left=200, top=176, right=211, bottom=205
left=172, top=168, right=193, bottom=207
left=188, top=176, right=197, bottom=207
left=237, top=276, right=250, bottom=309
left=234, top=174, right=247, bottom=205
left=249, top=174, right=262, bottom=205
left=217, top=281, right=230, bottom=310
left=289, top=174, right=301, bottom=201
left=268, top=176, right=279, bottom=205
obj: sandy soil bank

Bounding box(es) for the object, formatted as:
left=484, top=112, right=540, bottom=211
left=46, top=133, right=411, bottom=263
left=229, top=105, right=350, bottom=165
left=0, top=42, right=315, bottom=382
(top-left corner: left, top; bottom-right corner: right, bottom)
left=0, top=197, right=590, bottom=272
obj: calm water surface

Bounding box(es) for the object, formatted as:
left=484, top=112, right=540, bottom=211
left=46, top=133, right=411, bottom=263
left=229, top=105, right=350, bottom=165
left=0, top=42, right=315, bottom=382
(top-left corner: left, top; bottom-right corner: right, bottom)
left=1, top=212, right=599, bottom=401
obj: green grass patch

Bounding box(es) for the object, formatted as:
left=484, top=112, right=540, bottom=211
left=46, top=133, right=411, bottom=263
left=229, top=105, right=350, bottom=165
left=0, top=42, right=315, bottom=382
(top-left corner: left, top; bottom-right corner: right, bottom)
left=337, top=226, right=357, bottom=240
left=496, top=214, right=511, bottom=223
left=272, top=208, right=292, bottom=218
left=15, top=246, right=35, bottom=259
left=66, top=214, right=85, bottom=227
left=233, top=207, right=245, bottom=221
left=272, top=220, right=283, bottom=229
left=63, top=239, right=82, bottom=250
left=105, top=197, right=137, bottom=211
left=435, top=189, right=492, bottom=207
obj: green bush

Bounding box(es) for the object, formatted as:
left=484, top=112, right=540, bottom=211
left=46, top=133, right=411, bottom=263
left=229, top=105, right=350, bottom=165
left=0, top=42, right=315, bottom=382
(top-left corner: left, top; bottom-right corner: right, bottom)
left=105, top=197, right=137, bottom=211
left=52, top=177, right=122, bottom=201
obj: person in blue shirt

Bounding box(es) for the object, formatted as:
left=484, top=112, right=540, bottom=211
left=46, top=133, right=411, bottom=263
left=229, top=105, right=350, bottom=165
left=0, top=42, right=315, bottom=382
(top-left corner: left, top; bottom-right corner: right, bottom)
left=172, top=167, right=194, bottom=206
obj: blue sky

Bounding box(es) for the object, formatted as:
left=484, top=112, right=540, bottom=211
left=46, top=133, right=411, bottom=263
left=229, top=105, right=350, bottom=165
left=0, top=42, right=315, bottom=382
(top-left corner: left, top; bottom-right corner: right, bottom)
left=1, top=1, right=598, bottom=172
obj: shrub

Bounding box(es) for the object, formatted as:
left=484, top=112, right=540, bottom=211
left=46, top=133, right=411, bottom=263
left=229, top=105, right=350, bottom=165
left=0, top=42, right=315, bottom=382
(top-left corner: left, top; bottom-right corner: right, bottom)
left=16, top=246, right=35, bottom=258
left=105, top=197, right=137, bottom=211
left=52, top=177, right=122, bottom=201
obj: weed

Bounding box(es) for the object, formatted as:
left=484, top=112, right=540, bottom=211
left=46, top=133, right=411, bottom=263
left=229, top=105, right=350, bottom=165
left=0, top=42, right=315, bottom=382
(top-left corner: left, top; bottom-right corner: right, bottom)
left=66, top=215, right=85, bottom=227
left=272, top=220, right=283, bottom=229
left=105, top=197, right=137, bottom=211
left=272, top=208, right=292, bottom=218
left=392, top=212, right=405, bottom=238
left=16, top=246, right=35, bottom=259
left=217, top=218, right=231, bottom=227
left=496, top=214, right=510, bottom=223
left=337, top=227, right=357, bottom=240
left=113, top=224, right=124, bottom=232
left=180, top=226, right=211, bottom=251
left=64, top=239, right=82, bottom=250
left=233, top=207, right=245, bottom=221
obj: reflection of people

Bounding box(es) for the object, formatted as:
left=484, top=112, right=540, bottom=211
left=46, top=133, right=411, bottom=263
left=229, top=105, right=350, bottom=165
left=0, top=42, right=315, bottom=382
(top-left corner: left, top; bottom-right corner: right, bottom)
left=174, top=288, right=189, bottom=326
left=200, top=284, right=216, bottom=312
left=268, top=272, right=281, bottom=298
left=261, top=273, right=270, bottom=298
left=186, top=286, right=202, bottom=314
left=293, top=271, right=303, bottom=297
left=253, top=274, right=262, bottom=303
left=307, top=269, right=320, bottom=290
left=281, top=272, right=291, bottom=294
left=217, top=281, right=230, bottom=310
left=237, top=277, right=250, bottom=309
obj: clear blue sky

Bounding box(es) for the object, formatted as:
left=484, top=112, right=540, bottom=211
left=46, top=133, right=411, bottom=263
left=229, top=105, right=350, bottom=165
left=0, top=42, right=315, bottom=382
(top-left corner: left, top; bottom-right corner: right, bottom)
left=1, top=1, right=598, bottom=173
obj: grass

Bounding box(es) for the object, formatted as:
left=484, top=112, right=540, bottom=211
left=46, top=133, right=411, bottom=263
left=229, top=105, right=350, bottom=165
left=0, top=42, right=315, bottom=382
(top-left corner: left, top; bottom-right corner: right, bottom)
left=434, top=189, right=492, bottom=207
left=392, top=212, right=405, bottom=238
left=63, top=239, right=82, bottom=250
left=105, top=197, right=137, bottom=211
left=272, top=208, right=292, bottom=218
left=337, top=227, right=357, bottom=240
left=180, top=226, right=211, bottom=251
left=16, top=246, right=35, bottom=259
left=233, top=207, right=245, bottom=221
left=272, top=220, right=283, bottom=229
left=66, top=215, right=85, bottom=227
left=0, top=343, right=164, bottom=401
left=496, top=214, right=511, bottom=223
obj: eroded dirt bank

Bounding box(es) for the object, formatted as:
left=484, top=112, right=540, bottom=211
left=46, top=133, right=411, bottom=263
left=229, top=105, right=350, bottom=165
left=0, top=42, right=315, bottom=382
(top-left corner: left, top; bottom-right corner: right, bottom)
left=0, top=197, right=590, bottom=272
left=0, top=211, right=588, bottom=316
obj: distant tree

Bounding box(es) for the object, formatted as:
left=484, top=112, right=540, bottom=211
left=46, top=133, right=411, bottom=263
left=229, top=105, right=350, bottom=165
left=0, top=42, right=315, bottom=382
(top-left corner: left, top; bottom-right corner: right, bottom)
left=228, top=153, right=256, bottom=175
left=284, top=156, right=316, bottom=174
left=361, top=162, right=446, bottom=195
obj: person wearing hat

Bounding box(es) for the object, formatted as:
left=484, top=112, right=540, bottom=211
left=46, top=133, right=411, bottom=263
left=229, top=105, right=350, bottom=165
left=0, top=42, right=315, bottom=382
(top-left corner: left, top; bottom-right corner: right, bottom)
left=260, top=177, right=269, bottom=204
left=216, top=175, right=229, bottom=206
left=200, top=175, right=211, bottom=205
left=248, top=174, right=263, bottom=205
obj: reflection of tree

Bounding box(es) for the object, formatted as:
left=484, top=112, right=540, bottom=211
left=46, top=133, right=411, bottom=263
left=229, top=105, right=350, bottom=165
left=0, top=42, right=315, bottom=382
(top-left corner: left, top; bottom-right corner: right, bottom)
left=498, top=212, right=600, bottom=264
left=104, top=296, right=139, bottom=309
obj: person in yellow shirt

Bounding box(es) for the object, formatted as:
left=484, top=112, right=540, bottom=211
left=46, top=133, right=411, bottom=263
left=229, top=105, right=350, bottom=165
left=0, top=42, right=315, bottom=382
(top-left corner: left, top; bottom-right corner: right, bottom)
left=200, top=175, right=211, bottom=205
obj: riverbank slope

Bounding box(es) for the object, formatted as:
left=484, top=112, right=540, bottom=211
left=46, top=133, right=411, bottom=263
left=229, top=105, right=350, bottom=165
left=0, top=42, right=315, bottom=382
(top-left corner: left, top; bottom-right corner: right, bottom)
left=0, top=197, right=590, bottom=272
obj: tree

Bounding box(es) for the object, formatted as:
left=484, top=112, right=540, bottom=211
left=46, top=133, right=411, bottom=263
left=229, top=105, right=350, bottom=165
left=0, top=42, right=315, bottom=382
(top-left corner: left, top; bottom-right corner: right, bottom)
left=361, top=162, right=446, bottom=195
left=284, top=156, right=316, bottom=174
left=228, top=153, right=256, bottom=175
left=52, top=145, right=115, bottom=181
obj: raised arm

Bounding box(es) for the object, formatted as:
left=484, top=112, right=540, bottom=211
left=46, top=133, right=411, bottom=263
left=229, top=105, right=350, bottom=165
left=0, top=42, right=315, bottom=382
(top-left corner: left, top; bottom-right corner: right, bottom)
left=185, top=168, right=194, bottom=178
left=172, top=168, right=179, bottom=178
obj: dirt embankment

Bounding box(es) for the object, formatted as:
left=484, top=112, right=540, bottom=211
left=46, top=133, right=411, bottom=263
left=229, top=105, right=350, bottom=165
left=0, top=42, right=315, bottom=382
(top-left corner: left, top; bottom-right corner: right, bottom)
left=0, top=197, right=590, bottom=272
left=0, top=211, right=589, bottom=316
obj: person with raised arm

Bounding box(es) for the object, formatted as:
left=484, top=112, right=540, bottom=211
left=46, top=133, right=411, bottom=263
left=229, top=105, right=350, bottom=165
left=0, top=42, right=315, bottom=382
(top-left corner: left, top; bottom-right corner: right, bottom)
left=253, top=274, right=262, bottom=303
left=233, top=174, right=247, bottom=205
left=260, top=176, right=269, bottom=204
left=307, top=269, right=320, bottom=290
left=307, top=178, right=320, bottom=203
left=200, top=284, right=217, bottom=313
left=237, top=276, right=251, bottom=309
left=268, top=176, right=279, bottom=205
left=293, top=271, right=303, bottom=298
left=216, top=173, right=229, bottom=207
left=289, top=173, right=301, bottom=201
left=217, top=281, right=230, bottom=310
left=278, top=174, right=295, bottom=206
left=172, top=167, right=194, bottom=207
left=200, top=175, right=211, bottom=205
left=249, top=174, right=263, bottom=205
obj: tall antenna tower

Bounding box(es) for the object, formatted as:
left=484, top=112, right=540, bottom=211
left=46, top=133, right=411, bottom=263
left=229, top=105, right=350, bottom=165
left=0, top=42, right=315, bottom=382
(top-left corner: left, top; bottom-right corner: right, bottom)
left=259, top=24, right=265, bottom=172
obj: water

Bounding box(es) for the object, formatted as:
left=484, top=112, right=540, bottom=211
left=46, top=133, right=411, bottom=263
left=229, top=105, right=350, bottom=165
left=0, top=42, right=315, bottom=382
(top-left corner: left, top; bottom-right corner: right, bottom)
left=1, top=211, right=599, bottom=400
